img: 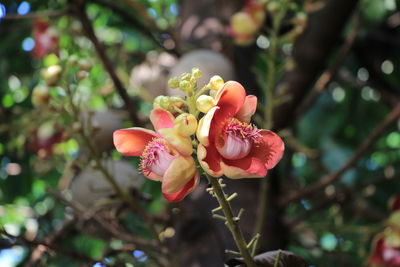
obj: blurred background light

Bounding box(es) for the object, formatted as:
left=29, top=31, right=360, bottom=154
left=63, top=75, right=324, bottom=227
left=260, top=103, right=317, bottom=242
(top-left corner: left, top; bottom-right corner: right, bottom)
left=0, top=4, right=6, bottom=19
left=17, top=1, right=30, bottom=15
left=22, top=37, right=35, bottom=52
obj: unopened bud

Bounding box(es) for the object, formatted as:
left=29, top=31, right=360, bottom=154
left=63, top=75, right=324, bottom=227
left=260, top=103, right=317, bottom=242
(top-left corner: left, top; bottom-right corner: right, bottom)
left=174, top=113, right=197, bottom=136
left=41, top=65, right=62, bottom=86
left=78, top=59, right=92, bottom=71
left=180, top=73, right=191, bottom=81
left=179, top=80, right=191, bottom=92
left=192, top=67, right=202, bottom=78
left=196, top=95, right=215, bottom=113
left=153, top=95, right=164, bottom=108
left=209, top=75, right=224, bottom=91
left=267, top=2, right=279, bottom=14
left=76, top=70, right=88, bottom=82
left=168, top=77, right=180, bottom=88
left=67, top=55, right=78, bottom=66
left=32, top=85, right=50, bottom=107
left=159, top=96, right=170, bottom=109
left=231, top=12, right=258, bottom=35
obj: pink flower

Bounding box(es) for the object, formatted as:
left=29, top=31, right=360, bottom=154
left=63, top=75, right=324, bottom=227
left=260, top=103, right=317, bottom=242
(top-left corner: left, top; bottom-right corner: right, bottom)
left=197, top=81, right=284, bottom=179
left=113, top=108, right=199, bottom=202
left=369, top=236, right=400, bottom=267
left=32, top=19, right=59, bottom=59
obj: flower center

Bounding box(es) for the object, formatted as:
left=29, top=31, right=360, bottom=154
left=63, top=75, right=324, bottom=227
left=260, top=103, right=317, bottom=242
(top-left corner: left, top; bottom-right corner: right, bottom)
left=140, top=138, right=176, bottom=177
left=217, top=118, right=261, bottom=160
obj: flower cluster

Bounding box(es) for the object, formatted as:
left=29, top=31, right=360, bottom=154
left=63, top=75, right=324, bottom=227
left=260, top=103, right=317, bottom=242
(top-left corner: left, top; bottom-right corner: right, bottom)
left=228, top=1, right=266, bottom=46
left=113, top=68, right=284, bottom=202
left=369, top=196, right=400, bottom=267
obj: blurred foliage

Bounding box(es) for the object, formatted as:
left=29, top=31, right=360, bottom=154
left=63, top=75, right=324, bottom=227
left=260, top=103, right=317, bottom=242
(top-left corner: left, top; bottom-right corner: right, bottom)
left=0, top=0, right=400, bottom=266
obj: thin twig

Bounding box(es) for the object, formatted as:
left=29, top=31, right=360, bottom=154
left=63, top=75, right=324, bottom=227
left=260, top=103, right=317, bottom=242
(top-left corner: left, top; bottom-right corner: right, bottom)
left=281, top=103, right=400, bottom=207
left=287, top=175, right=398, bottom=227
left=294, top=11, right=361, bottom=119
left=0, top=220, right=99, bottom=266
left=2, top=10, right=69, bottom=20
left=69, top=0, right=142, bottom=126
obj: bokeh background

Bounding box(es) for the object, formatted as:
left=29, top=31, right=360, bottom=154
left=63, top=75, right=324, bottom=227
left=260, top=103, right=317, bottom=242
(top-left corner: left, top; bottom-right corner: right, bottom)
left=0, top=0, right=400, bottom=266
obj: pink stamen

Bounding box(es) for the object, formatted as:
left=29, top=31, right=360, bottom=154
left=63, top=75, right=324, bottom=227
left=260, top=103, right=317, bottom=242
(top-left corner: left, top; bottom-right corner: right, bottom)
left=140, top=138, right=176, bottom=177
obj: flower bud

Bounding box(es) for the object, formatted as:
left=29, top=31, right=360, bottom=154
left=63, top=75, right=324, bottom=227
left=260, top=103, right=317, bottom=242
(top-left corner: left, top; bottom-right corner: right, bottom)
left=153, top=95, right=164, bottom=108
left=168, top=77, right=180, bottom=88
left=209, top=75, right=224, bottom=91
left=179, top=80, right=192, bottom=92
left=174, top=113, right=197, bottom=136
left=196, top=95, right=215, bottom=113
left=67, top=55, right=78, bottom=66
left=32, top=85, right=50, bottom=107
left=230, top=12, right=258, bottom=35
left=267, top=2, right=279, bottom=14
left=159, top=96, right=170, bottom=109
left=76, top=70, right=88, bottom=82
left=180, top=73, right=191, bottom=81
left=78, top=59, right=92, bottom=71
left=192, top=67, right=202, bottom=78
left=41, top=65, right=62, bottom=86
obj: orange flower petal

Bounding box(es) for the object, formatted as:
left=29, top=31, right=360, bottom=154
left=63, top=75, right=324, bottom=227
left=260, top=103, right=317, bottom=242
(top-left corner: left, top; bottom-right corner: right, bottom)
left=163, top=172, right=200, bottom=202
left=236, top=95, right=257, bottom=123
left=150, top=108, right=175, bottom=131
left=197, top=144, right=223, bottom=177
left=196, top=106, right=219, bottom=146
left=113, top=128, right=157, bottom=156
left=214, top=81, right=246, bottom=116
left=161, top=156, right=196, bottom=194
left=221, top=157, right=267, bottom=179
left=249, top=130, right=284, bottom=169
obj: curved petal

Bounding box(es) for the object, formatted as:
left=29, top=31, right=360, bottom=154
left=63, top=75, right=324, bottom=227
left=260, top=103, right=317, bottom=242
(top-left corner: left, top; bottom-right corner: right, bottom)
left=221, top=157, right=267, bottom=179
left=158, top=128, right=193, bottom=156
left=142, top=170, right=163, bottom=181
left=197, top=144, right=223, bottom=177
left=214, top=81, right=246, bottom=117
left=196, top=106, right=219, bottom=146
left=161, top=156, right=196, bottom=194
left=113, top=128, right=157, bottom=156
left=150, top=108, right=175, bottom=131
left=163, top=172, right=199, bottom=202
left=236, top=95, right=257, bottom=123
left=249, top=130, right=284, bottom=169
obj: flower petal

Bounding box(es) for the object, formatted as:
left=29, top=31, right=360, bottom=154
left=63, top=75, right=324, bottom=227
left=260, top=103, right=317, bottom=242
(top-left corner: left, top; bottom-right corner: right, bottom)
left=197, top=144, right=223, bottom=177
left=150, top=108, right=175, bottom=131
left=214, top=81, right=246, bottom=117
left=158, top=128, right=193, bottom=156
left=163, top=172, right=199, bottom=202
left=221, top=157, right=267, bottom=179
left=142, top=170, right=163, bottom=181
left=196, top=106, right=219, bottom=146
left=161, top=156, right=196, bottom=194
left=113, top=128, right=157, bottom=156
left=250, top=130, right=284, bottom=169
left=236, top=95, right=257, bottom=123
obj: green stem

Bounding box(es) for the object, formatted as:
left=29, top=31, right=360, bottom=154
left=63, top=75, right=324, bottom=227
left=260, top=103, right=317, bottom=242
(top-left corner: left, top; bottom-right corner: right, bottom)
left=206, top=176, right=256, bottom=267
left=65, top=84, right=175, bottom=267
left=273, top=250, right=282, bottom=267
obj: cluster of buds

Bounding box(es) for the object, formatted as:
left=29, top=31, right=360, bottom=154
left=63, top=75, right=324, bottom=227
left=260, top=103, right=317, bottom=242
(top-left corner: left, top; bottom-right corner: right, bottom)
left=368, top=196, right=400, bottom=267
left=228, top=1, right=266, bottom=46
left=113, top=67, right=284, bottom=202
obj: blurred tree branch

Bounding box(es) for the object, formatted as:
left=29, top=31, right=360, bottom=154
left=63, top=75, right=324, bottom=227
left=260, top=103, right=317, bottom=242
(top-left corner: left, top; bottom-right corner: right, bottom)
left=0, top=219, right=100, bottom=266
left=281, top=103, right=400, bottom=207
left=69, top=0, right=142, bottom=126
left=287, top=175, right=397, bottom=227
left=273, top=0, right=359, bottom=130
